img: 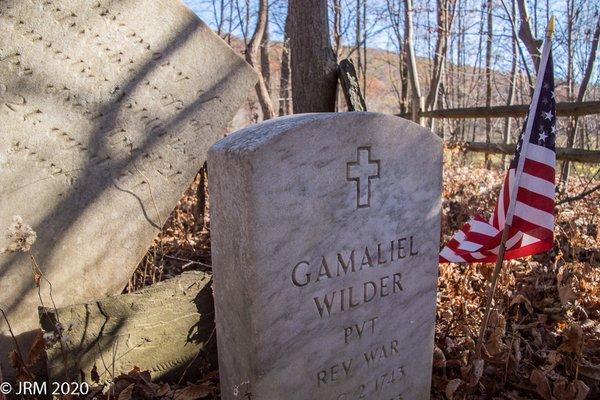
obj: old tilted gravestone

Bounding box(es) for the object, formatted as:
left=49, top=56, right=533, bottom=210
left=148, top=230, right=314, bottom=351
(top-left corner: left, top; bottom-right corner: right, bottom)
left=0, top=0, right=256, bottom=376
left=208, top=113, right=442, bottom=400
left=40, top=271, right=214, bottom=384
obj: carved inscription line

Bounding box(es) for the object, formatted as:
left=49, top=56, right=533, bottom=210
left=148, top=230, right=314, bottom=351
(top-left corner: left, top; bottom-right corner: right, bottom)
left=0, top=40, right=176, bottom=157
left=291, top=236, right=418, bottom=318
left=5, top=13, right=109, bottom=83
left=91, top=1, right=191, bottom=84
left=0, top=63, right=173, bottom=187
left=25, top=0, right=187, bottom=112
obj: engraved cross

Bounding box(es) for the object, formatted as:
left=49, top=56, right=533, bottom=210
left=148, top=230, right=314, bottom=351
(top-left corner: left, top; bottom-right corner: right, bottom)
left=347, top=146, right=380, bottom=208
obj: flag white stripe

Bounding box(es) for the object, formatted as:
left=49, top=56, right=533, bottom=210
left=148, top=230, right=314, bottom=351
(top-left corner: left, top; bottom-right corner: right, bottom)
left=469, top=220, right=499, bottom=236
left=505, top=231, right=524, bottom=250
left=457, top=241, right=484, bottom=252
left=521, top=233, right=540, bottom=246
left=440, top=247, right=465, bottom=262
left=525, top=143, right=555, bottom=167
left=514, top=202, right=554, bottom=230
left=519, top=172, right=555, bottom=198
left=453, top=230, right=466, bottom=243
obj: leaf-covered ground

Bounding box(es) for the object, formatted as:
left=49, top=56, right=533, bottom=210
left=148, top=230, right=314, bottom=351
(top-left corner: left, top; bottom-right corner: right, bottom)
left=116, top=149, right=599, bottom=400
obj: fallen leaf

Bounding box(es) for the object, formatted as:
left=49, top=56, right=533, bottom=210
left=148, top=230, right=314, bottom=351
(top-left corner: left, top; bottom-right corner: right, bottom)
left=117, top=383, right=134, bottom=400
left=558, top=285, right=577, bottom=306
left=172, top=384, right=212, bottom=400
left=445, top=379, right=462, bottom=400
left=572, top=380, right=590, bottom=400
left=553, top=379, right=589, bottom=400
left=485, top=313, right=506, bottom=356
left=26, top=330, right=45, bottom=366
left=543, top=351, right=562, bottom=372
left=578, top=361, right=600, bottom=380
left=157, top=383, right=170, bottom=397
left=557, top=324, right=583, bottom=355
left=433, top=346, right=446, bottom=369
left=510, top=294, right=534, bottom=314
left=530, top=369, right=553, bottom=400
left=512, top=336, right=522, bottom=367
left=553, top=379, right=573, bottom=400
left=468, top=358, right=484, bottom=387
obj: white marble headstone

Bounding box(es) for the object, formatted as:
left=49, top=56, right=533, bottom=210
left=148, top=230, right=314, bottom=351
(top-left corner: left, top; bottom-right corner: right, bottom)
left=0, top=0, right=256, bottom=374
left=208, top=113, right=442, bottom=400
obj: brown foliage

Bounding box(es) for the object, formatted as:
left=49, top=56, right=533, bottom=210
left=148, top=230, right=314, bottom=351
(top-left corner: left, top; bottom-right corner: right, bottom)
left=432, top=151, right=599, bottom=399
left=125, top=150, right=599, bottom=399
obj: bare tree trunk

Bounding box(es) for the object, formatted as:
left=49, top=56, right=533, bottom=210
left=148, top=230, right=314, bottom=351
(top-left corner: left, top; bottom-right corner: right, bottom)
left=400, top=47, right=409, bottom=115
left=245, top=0, right=275, bottom=120
left=385, top=0, right=408, bottom=115
left=484, top=0, right=493, bottom=169
left=333, top=0, right=343, bottom=57
left=260, top=10, right=271, bottom=96
left=468, top=3, right=487, bottom=143
left=356, top=0, right=362, bottom=92
left=278, top=14, right=292, bottom=116
left=288, top=0, right=338, bottom=113
left=227, top=0, right=233, bottom=44
left=333, top=0, right=343, bottom=112
left=566, top=0, right=575, bottom=102
left=425, top=0, right=456, bottom=133
left=404, top=0, right=423, bottom=124
left=560, top=15, right=600, bottom=186
left=458, top=6, right=465, bottom=140
left=516, top=0, right=542, bottom=71
left=400, top=10, right=409, bottom=117
left=212, top=0, right=226, bottom=37
left=234, top=0, right=250, bottom=46
left=503, top=0, right=518, bottom=166
left=362, top=0, right=368, bottom=97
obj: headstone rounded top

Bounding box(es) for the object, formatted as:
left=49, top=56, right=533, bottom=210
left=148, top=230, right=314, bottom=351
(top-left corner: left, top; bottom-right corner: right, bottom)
left=209, top=112, right=440, bottom=155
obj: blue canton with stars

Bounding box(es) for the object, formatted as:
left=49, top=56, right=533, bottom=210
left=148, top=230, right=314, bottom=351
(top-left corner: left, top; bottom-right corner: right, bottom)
left=510, top=49, right=556, bottom=169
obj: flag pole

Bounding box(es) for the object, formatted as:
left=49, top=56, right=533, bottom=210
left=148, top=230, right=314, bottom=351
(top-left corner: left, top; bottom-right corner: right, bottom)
left=475, top=16, right=555, bottom=359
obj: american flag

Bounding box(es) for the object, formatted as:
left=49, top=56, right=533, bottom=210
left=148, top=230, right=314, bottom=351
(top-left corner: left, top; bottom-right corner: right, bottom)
left=440, top=43, right=556, bottom=264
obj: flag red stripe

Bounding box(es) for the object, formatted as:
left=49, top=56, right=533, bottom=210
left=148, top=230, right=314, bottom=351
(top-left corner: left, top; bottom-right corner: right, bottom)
left=523, top=159, right=555, bottom=183
left=511, top=215, right=553, bottom=240
left=516, top=187, right=554, bottom=214
left=440, top=44, right=555, bottom=264
left=505, top=239, right=553, bottom=259
left=462, top=232, right=496, bottom=246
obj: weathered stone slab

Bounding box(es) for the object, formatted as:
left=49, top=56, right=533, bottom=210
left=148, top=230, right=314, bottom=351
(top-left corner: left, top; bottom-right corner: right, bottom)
left=208, top=113, right=442, bottom=400
left=0, top=0, right=256, bottom=375
left=40, top=271, right=214, bottom=384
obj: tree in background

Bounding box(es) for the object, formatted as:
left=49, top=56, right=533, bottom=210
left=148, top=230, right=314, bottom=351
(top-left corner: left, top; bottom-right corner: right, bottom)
left=245, top=0, right=275, bottom=119
left=288, top=0, right=338, bottom=112
left=278, top=14, right=293, bottom=116
left=192, top=0, right=600, bottom=166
